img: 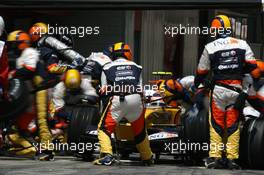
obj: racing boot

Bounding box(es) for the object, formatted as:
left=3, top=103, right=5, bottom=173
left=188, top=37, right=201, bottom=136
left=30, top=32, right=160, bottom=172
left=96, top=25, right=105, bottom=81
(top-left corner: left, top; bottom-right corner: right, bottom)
left=204, top=157, right=224, bottom=169
left=93, top=153, right=115, bottom=166
left=36, top=150, right=55, bottom=161
left=7, top=147, right=36, bottom=158
left=142, top=155, right=154, bottom=166
left=226, top=159, right=241, bottom=170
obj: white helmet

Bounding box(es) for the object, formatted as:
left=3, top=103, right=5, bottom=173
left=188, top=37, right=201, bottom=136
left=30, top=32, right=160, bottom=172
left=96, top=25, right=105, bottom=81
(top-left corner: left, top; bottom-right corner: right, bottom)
left=0, top=16, right=5, bottom=37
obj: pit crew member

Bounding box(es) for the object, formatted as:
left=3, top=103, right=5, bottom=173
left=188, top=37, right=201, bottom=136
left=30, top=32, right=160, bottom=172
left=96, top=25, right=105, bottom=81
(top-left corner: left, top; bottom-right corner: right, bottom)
left=93, top=42, right=153, bottom=166
left=194, top=15, right=260, bottom=169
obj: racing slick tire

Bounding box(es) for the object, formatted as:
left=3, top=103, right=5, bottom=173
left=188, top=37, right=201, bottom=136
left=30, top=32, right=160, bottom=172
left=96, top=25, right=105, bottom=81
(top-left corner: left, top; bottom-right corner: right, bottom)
left=67, top=105, right=100, bottom=160
left=0, top=78, right=29, bottom=120
left=240, top=117, right=264, bottom=169
left=183, top=104, right=209, bottom=163
left=183, top=105, right=209, bottom=144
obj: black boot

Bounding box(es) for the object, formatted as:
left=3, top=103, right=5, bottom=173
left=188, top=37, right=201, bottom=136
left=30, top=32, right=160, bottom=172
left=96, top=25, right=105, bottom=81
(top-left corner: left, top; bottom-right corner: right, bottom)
left=226, top=159, right=241, bottom=170
left=36, top=150, right=54, bottom=161
left=93, top=153, right=115, bottom=166
left=204, top=157, right=224, bottom=169
left=142, top=155, right=154, bottom=166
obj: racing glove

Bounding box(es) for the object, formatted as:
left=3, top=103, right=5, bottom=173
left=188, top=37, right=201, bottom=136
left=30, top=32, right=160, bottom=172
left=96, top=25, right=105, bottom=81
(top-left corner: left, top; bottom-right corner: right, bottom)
left=234, top=92, right=248, bottom=111
left=68, top=57, right=84, bottom=69
left=194, top=74, right=205, bottom=89
left=253, top=78, right=263, bottom=91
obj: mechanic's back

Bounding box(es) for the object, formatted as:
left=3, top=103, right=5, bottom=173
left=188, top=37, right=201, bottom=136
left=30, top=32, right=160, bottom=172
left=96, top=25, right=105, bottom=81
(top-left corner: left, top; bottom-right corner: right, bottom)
left=94, top=42, right=153, bottom=166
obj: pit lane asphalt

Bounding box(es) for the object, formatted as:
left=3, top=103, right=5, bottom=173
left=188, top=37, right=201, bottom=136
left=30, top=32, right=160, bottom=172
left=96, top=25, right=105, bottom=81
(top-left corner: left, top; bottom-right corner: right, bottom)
left=0, top=155, right=264, bottom=175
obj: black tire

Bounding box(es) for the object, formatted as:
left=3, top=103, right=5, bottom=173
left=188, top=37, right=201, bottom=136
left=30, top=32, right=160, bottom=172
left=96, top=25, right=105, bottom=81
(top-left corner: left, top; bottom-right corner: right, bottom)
left=183, top=105, right=209, bottom=162
left=183, top=105, right=209, bottom=144
left=239, top=117, right=251, bottom=168
left=240, top=118, right=264, bottom=169
left=0, top=78, right=29, bottom=120
left=67, top=105, right=100, bottom=157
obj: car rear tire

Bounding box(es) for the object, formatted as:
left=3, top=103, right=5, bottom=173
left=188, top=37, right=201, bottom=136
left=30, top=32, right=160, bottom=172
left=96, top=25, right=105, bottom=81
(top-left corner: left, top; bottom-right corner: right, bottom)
left=240, top=117, right=264, bottom=169
left=67, top=105, right=100, bottom=160
left=183, top=105, right=209, bottom=162
left=183, top=105, right=209, bottom=144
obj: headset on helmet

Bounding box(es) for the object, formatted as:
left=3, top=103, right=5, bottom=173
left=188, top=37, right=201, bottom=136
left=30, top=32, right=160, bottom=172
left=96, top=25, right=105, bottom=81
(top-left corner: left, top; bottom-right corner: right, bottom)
left=29, top=22, right=48, bottom=42
left=63, top=69, right=81, bottom=90
left=7, top=30, right=31, bottom=50
left=112, top=42, right=133, bottom=61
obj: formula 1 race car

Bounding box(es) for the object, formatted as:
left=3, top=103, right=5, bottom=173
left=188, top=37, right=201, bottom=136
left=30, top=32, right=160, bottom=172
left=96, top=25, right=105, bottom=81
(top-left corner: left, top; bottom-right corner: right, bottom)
left=68, top=86, right=209, bottom=163
left=114, top=89, right=184, bottom=160
left=68, top=72, right=209, bottom=163
left=112, top=72, right=209, bottom=162
left=67, top=73, right=264, bottom=169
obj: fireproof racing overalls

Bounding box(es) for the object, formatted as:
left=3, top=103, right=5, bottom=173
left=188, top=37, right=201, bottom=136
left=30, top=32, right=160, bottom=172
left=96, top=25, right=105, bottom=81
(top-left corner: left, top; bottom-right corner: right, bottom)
left=83, top=52, right=112, bottom=81
left=37, top=35, right=85, bottom=74
left=39, top=46, right=67, bottom=75
left=9, top=47, right=54, bottom=158
left=97, top=58, right=153, bottom=161
left=82, top=52, right=112, bottom=110
left=195, top=37, right=259, bottom=160
left=0, top=41, right=9, bottom=100
left=178, top=76, right=196, bottom=93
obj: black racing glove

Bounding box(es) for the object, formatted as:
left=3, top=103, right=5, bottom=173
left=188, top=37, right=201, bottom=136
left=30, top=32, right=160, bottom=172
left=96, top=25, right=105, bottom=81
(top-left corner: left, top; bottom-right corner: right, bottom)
left=234, top=92, right=248, bottom=111
left=68, top=57, right=84, bottom=69
left=253, top=78, right=264, bottom=91
left=194, top=74, right=206, bottom=89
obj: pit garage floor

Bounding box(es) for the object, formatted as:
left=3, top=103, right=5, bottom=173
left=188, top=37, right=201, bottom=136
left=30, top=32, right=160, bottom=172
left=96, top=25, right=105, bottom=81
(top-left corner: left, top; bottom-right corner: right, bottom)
left=0, top=155, right=264, bottom=175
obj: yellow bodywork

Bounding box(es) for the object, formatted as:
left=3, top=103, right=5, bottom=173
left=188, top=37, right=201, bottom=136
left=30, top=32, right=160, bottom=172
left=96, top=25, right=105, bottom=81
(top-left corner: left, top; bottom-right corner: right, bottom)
left=115, top=106, right=181, bottom=141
